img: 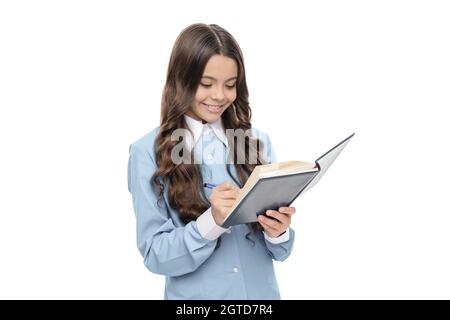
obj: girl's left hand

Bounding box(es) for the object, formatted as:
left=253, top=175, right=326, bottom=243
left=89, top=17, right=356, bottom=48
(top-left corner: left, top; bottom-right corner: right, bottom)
left=258, top=206, right=296, bottom=238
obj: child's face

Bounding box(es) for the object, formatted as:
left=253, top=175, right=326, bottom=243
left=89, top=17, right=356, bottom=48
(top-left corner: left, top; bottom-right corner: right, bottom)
left=187, top=54, right=238, bottom=124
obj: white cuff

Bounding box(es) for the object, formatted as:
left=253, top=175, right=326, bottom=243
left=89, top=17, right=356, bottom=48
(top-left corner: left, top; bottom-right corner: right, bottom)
left=196, top=208, right=230, bottom=240
left=263, top=229, right=290, bottom=244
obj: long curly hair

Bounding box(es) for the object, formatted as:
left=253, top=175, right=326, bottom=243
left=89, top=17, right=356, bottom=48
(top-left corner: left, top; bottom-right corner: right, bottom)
left=152, top=23, right=270, bottom=245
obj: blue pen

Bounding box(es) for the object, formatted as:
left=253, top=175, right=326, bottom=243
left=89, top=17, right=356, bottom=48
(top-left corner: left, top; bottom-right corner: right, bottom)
left=203, top=183, right=218, bottom=189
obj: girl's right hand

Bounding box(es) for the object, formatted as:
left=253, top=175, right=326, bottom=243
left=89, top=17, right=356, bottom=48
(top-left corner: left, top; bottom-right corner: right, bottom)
left=209, top=182, right=241, bottom=226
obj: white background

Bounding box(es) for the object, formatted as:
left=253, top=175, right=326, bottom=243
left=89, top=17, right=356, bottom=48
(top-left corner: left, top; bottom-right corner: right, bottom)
left=1, top=0, right=449, bottom=299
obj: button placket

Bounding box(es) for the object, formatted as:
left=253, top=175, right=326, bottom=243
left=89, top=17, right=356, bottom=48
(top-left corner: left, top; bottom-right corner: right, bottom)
left=202, top=128, right=217, bottom=164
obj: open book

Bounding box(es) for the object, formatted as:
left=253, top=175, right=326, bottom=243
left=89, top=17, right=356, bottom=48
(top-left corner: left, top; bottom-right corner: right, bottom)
left=221, top=133, right=355, bottom=228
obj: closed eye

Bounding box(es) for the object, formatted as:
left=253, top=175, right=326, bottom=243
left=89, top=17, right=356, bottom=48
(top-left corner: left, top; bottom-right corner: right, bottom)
left=200, top=83, right=236, bottom=89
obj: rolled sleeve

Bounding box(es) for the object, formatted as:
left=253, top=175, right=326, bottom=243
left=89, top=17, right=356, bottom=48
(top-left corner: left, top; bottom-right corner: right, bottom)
left=264, top=227, right=295, bottom=262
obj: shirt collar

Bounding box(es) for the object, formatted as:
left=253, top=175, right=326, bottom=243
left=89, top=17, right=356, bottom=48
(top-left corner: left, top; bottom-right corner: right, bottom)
left=184, top=114, right=229, bottom=150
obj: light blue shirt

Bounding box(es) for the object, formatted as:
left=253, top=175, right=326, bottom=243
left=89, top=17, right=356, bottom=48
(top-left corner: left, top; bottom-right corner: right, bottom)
left=127, top=116, right=295, bottom=299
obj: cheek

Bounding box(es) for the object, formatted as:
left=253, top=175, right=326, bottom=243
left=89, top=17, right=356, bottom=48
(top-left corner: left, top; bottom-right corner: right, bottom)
left=226, top=89, right=237, bottom=102
left=194, top=88, right=209, bottom=103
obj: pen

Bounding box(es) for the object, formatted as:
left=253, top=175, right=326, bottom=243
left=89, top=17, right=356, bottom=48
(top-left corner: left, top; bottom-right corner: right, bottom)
left=203, top=183, right=218, bottom=189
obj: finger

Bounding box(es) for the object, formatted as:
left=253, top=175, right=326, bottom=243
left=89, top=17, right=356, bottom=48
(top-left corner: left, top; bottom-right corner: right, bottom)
left=258, top=216, right=280, bottom=233
left=279, top=207, right=296, bottom=216
left=266, top=210, right=289, bottom=225
left=218, top=189, right=241, bottom=200
left=215, top=181, right=237, bottom=191
left=218, top=199, right=238, bottom=207
left=258, top=214, right=282, bottom=230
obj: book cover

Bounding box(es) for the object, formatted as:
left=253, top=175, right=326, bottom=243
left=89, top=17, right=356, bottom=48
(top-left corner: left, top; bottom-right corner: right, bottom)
left=221, top=133, right=355, bottom=228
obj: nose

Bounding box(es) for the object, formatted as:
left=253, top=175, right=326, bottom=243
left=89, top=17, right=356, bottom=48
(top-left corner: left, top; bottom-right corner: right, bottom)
left=211, top=86, right=225, bottom=102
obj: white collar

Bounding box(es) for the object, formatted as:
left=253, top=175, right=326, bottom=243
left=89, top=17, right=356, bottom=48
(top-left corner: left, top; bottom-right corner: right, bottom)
left=184, top=114, right=229, bottom=150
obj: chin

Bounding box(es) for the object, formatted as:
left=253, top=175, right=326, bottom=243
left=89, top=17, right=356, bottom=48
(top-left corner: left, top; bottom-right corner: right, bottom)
left=197, top=104, right=228, bottom=123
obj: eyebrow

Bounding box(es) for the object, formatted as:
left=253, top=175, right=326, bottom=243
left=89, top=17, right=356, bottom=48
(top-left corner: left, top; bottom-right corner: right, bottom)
left=202, top=75, right=238, bottom=82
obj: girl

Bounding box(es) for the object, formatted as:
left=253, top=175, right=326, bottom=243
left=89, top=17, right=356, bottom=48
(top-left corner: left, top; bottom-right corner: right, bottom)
left=127, top=23, right=296, bottom=300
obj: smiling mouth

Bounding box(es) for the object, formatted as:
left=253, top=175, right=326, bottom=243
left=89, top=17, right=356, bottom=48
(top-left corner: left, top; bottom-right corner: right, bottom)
left=202, top=102, right=224, bottom=113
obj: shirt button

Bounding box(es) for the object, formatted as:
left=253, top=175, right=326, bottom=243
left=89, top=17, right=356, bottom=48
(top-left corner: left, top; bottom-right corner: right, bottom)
left=226, top=228, right=232, bottom=234
left=207, top=154, right=213, bottom=160
left=233, top=267, right=239, bottom=273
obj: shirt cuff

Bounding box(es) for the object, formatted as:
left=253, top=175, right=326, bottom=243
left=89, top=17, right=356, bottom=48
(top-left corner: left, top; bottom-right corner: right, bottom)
left=263, top=229, right=290, bottom=244
left=196, top=208, right=230, bottom=241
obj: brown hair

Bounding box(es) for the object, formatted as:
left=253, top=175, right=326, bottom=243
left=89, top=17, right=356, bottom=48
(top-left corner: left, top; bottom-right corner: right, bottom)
left=152, top=23, right=269, bottom=244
